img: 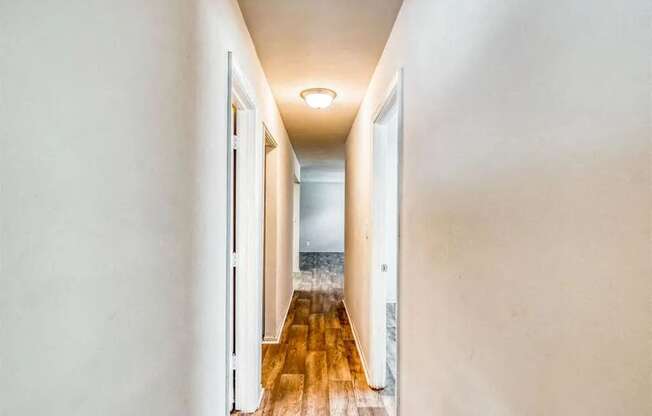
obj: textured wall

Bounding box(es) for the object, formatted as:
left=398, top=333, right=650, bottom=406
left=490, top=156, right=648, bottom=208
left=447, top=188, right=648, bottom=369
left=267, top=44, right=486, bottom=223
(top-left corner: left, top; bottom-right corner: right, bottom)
left=345, top=0, right=651, bottom=414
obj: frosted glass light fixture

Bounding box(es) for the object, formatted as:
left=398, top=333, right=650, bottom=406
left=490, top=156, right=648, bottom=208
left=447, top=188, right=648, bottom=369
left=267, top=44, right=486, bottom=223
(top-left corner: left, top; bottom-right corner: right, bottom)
left=300, top=88, right=337, bottom=109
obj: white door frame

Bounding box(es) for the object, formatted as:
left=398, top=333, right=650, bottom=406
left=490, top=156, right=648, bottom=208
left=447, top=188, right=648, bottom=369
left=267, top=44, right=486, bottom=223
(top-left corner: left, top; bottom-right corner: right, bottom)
left=292, top=180, right=301, bottom=274
left=291, top=150, right=301, bottom=275
left=226, top=52, right=265, bottom=414
left=369, top=69, right=403, bottom=407
left=262, top=123, right=278, bottom=341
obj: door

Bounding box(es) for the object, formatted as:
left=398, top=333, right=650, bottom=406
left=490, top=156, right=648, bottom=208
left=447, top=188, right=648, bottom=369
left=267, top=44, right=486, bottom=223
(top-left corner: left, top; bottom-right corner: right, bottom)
left=226, top=52, right=265, bottom=413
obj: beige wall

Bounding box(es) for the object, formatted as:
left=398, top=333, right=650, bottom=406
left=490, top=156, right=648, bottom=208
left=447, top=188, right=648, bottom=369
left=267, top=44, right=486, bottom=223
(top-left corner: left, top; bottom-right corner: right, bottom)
left=264, top=140, right=297, bottom=341
left=264, top=146, right=278, bottom=338
left=345, top=0, right=651, bottom=414
left=273, top=139, right=297, bottom=339
left=0, top=0, right=291, bottom=414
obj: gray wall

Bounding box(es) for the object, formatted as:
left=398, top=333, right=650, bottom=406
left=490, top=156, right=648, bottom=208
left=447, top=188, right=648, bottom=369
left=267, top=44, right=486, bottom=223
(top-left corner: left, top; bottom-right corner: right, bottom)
left=300, top=181, right=344, bottom=252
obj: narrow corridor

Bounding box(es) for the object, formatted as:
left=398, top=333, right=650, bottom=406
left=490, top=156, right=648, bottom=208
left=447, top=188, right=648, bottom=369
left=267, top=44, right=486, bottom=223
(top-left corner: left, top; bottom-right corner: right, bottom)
left=4, top=1, right=649, bottom=415
left=248, top=271, right=390, bottom=415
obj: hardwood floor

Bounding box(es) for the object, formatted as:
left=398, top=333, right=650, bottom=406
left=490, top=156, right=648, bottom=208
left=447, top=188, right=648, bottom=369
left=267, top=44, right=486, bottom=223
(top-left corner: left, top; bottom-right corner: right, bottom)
left=237, top=271, right=389, bottom=416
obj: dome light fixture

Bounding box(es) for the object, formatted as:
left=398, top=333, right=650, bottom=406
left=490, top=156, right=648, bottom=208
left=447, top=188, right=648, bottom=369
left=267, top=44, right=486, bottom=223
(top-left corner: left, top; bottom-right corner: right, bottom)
left=300, top=88, right=337, bottom=109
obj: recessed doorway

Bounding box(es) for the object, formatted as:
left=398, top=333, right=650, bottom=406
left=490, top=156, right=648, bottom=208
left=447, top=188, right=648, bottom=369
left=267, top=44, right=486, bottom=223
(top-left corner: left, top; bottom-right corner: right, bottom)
left=370, top=70, right=403, bottom=416
left=226, top=52, right=266, bottom=414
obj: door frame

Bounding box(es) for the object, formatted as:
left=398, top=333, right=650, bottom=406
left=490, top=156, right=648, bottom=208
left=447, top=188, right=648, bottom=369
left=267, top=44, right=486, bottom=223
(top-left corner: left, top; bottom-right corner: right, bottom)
left=226, top=52, right=265, bottom=414
left=369, top=69, right=403, bottom=410
left=262, top=124, right=278, bottom=341
left=292, top=180, right=301, bottom=274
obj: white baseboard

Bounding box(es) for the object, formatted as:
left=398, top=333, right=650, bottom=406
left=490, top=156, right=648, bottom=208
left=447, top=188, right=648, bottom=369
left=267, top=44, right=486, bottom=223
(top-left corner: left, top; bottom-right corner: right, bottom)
left=341, top=299, right=380, bottom=389
left=257, top=388, right=266, bottom=410
left=240, top=387, right=265, bottom=414
left=262, top=289, right=295, bottom=344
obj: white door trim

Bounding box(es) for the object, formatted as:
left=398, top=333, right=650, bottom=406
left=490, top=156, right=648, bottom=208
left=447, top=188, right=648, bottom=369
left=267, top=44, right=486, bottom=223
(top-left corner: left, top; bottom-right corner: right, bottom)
left=369, top=69, right=403, bottom=411
left=227, top=52, right=265, bottom=414
left=292, top=181, right=301, bottom=275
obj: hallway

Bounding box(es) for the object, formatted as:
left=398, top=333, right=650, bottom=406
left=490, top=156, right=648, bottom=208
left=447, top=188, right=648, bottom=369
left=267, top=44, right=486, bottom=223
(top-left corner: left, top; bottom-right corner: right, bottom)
left=2, top=1, right=650, bottom=415
left=251, top=271, right=389, bottom=416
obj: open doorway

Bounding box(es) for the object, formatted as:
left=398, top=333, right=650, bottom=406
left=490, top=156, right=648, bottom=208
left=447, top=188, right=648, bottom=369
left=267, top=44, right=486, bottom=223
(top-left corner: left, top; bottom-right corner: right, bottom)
left=263, top=126, right=278, bottom=341
left=370, top=70, right=403, bottom=416
left=298, top=176, right=345, bottom=279
left=226, top=52, right=265, bottom=414
left=292, top=180, right=301, bottom=277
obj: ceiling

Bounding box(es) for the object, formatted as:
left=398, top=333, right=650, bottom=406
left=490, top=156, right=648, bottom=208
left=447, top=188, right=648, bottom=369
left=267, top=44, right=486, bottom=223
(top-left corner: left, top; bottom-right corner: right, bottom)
left=238, top=0, right=403, bottom=177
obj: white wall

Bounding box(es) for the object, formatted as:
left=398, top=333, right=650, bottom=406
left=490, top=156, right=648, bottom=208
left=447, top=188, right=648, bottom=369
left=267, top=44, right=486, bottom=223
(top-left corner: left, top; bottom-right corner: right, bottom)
left=269, top=140, right=298, bottom=340
left=0, top=1, right=291, bottom=415
left=263, top=140, right=297, bottom=340
left=345, top=0, right=651, bottom=414
left=300, top=181, right=345, bottom=252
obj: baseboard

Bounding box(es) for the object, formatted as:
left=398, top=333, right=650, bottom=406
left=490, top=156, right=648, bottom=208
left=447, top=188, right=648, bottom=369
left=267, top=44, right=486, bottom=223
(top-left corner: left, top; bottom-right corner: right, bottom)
left=262, top=289, right=295, bottom=344
left=341, top=299, right=381, bottom=389
left=257, top=388, right=266, bottom=410
left=292, top=271, right=302, bottom=291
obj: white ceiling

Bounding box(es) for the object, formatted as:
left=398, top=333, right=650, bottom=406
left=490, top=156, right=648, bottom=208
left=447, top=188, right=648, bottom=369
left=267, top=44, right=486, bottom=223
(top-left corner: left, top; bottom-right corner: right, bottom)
left=238, top=0, right=403, bottom=176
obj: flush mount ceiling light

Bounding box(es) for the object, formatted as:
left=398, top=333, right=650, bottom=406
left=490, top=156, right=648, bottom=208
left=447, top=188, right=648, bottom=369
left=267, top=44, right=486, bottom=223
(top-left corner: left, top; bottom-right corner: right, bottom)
left=300, top=88, right=337, bottom=109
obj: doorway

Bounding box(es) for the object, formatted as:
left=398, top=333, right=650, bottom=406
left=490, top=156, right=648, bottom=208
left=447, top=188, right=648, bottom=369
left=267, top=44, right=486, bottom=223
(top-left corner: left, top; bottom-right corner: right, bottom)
left=263, top=126, right=278, bottom=341
left=292, top=181, right=301, bottom=277
left=370, top=70, right=403, bottom=415
left=226, top=52, right=265, bottom=414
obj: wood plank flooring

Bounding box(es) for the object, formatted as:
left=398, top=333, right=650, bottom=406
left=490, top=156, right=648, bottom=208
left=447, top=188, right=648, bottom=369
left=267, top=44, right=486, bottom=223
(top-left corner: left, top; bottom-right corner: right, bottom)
left=237, top=271, right=388, bottom=416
